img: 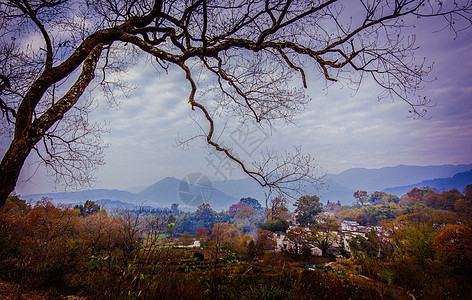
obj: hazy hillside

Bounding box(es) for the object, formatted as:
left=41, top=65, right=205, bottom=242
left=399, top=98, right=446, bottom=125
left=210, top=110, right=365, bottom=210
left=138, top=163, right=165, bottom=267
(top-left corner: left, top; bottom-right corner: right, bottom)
left=125, top=185, right=148, bottom=194
left=383, top=170, right=472, bottom=196
left=23, top=189, right=140, bottom=205
left=94, top=199, right=155, bottom=210
left=211, top=176, right=355, bottom=206
left=318, top=179, right=356, bottom=205
left=328, top=164, right=472, bottom=191
left=138, top=177, right=237, bottom=210
left=22, top=164, right=472, bottom=210
left=212, top=177, right=266, bottom=201
left=137, top=177, right=182, bottom=205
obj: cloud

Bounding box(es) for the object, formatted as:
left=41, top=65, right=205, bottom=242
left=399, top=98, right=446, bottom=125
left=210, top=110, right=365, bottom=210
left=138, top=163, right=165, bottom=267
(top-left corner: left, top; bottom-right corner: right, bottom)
left=256, top=22, right=472, bottom=174
left=11, top=13, right=472, bottom=194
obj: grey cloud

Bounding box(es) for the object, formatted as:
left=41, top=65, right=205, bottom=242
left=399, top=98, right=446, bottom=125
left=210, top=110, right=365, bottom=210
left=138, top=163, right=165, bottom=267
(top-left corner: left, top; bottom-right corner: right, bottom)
left=12, top=17, right=472, bottom=194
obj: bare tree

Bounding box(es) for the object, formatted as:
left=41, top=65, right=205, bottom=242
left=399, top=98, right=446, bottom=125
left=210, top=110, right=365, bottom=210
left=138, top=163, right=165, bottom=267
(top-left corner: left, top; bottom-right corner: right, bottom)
left=1, top=0, right=471, bottom=207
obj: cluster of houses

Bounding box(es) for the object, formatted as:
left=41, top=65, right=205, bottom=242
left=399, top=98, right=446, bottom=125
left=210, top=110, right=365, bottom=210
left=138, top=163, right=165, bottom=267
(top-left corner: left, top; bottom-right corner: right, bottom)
left=273, top=218, right=381, bottom=257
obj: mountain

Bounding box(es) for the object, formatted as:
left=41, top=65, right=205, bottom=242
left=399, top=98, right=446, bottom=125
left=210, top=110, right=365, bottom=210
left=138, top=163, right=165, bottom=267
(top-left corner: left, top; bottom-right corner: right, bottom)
left=211, top=176, right=354, bottom=206
left=125, top=185, right=148, bottom=194
left=212, top=177, right=266, bottom=201
left=22, top=164, right=472, bottom=210
left=383, top=170, right=472, bottom=196
left=328, top=164, right=472, bottom=192
left=318, top=179, right=356, bottom=205
left=305, top=164, right=472, bottom=204
left=23, top=189, right=140, bottom=205
left=24, top=177, right=238, bottom=211
left=198, top=164, right=472, bottom=205
left=137, top=177, right=182, bottom=205
left=138, top=177, right=237, bottom=211
left=94, top=199, right=155, bottom=210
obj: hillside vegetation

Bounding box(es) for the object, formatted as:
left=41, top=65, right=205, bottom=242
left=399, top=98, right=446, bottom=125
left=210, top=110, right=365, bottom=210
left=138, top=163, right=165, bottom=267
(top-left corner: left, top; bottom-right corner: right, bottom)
left=0, top=185, right=471, bottom=299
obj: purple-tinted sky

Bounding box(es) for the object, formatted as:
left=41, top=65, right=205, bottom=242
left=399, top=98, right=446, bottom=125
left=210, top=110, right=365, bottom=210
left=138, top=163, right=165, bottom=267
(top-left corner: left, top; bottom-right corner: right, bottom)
left=8, top=7, right=472, bottom=195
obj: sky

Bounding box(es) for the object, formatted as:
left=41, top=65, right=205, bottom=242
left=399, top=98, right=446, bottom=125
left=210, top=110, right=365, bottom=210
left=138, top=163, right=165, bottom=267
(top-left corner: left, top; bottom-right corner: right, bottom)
left=9, top=10, right=472, bottom=195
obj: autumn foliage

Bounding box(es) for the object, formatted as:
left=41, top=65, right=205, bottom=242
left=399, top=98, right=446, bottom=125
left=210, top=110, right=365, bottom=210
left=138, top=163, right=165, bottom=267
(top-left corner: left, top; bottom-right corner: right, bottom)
left=0, top=185, right=471, bottom=299
left=0, top=197, right=186, bottom=298
left=433, top=222, right=472, bottom=270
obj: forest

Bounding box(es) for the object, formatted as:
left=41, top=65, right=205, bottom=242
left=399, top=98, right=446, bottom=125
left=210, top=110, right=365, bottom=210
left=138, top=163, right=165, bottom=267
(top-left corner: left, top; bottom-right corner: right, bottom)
left=0, top=186, right=471, bottom=299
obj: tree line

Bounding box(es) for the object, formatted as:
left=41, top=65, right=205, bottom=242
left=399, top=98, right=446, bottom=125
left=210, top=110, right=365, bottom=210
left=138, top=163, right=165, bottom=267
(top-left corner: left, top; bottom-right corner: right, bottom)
left=0, top=183, right=471, bottom=298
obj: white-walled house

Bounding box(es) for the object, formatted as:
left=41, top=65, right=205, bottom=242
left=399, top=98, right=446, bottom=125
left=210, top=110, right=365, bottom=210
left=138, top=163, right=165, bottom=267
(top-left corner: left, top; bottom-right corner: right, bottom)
left=274, top=220, right=381, bottom=257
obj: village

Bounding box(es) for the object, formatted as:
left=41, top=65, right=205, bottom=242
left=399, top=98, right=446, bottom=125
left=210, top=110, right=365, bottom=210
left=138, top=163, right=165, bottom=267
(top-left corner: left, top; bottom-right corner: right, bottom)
left=273, top=217, right=380, bottom=257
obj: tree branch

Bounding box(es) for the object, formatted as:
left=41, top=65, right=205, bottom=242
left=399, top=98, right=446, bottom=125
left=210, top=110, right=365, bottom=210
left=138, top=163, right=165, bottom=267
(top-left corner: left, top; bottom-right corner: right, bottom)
left=32, top=44, right=103, bottom=140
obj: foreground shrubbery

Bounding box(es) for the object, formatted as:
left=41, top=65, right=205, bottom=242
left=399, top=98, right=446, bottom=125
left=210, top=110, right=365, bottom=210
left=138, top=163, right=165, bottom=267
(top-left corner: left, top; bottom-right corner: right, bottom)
left=346, top=215, right=472, bottom=299
left=0, top=196, right=180, bottom=298
left=0, top=197, right=403, bottom=299
left=1, top=195, right=471, bottom=299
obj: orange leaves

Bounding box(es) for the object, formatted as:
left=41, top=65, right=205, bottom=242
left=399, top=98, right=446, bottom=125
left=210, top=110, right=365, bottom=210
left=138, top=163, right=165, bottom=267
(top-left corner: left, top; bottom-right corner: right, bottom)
left=433, top=223, right=472, bottom=268
left=196, top=227, right=208, bottom=239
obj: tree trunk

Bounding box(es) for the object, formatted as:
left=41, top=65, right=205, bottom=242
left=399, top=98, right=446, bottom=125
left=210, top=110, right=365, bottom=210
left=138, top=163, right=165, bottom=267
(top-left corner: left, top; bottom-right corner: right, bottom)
left=0, top=137, right=34, bottom=207
left=0, top=44, right=104, bottom=208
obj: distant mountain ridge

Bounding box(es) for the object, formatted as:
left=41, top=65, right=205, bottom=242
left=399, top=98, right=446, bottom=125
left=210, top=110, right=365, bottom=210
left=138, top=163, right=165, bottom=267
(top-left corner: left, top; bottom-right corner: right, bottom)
left=383, top=169, right=472, bottom=196
left=137, top=177, right=237, bottom=210
left=328, top=164, right=472, bottom=191
left=23, top=177, right=237, bottom=211
left=24, top=189, right=140, bottom=205
left=22, top=164, right=472, bottom=210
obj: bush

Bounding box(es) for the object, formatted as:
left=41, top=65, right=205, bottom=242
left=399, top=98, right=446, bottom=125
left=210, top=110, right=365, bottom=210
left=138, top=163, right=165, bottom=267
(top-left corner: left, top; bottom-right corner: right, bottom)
left=259, top=218, right=290, bottom=232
